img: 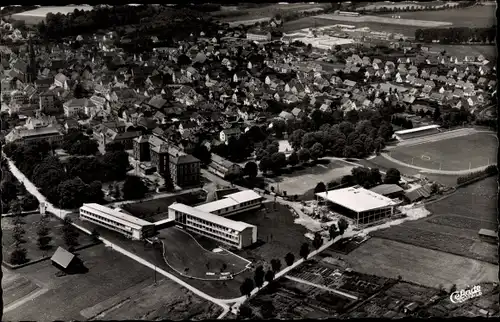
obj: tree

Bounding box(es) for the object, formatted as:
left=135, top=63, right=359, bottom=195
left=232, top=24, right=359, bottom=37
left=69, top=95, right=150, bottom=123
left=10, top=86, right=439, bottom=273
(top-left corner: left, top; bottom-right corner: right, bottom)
left=192, top=144, right=211, bottom=165
left=113, top=183, right=121, bottom=199
left=122, top=176, right=148, bottom=200
left=9, top=247, right=28, bottom=265
left=105, top=141, right=125, bottom=152
left=21, top=194, right=39, bottom=211
left=259, top=155, right=272, bottom=174
left=433, top=106, right=441, bottom=122
left=337, top=218, right=349, bottom=235
left=287, top=151, right=299, bottom=167
left=36, top=215, right=52, bottom=250
left=61, top=217, right=79, bottom=251
left=314, top=182, right=327, bottom=196
left=254, top=265, right=265, bottom=288
left=270, top=152, right=287, bottom=173
left=244, top=161, right=258, bottom=179
left=284, top=252, right=295, bottom=266
left=240, top=278, right=255, bottom=297
left=270, top=259, right=282, bottom=272
left=265, top=270, right=275, bottom=283
left=289, top=129, right=306, bottom=150
left=91, top=228, right=100, bottom=243
left=310, top=142, right=324, bottom=160
left=225, top=165, right=243, bottom=183
left=299, top=242, right=310, bottom=260
left=11, top=202, right=26, bottom=246
left=384, top=168, right=401, bottom=184
left=297, top=148, right=310, bottom=164
left=430, top=183, right=439, bottom=194
left=329, top=223, right=339, bottom=240
left=312, top=232, right=323, bottom=250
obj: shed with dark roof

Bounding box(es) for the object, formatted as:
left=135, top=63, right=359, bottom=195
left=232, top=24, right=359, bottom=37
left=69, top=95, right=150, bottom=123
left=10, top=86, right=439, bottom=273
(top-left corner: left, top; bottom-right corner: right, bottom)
left=51, top=246, right=84, bottom=273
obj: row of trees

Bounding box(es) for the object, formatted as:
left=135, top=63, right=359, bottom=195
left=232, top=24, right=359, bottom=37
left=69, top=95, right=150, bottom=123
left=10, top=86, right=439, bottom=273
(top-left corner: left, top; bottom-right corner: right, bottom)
left=8, top=200, right=82, bottom=265
left=1, top=159, right=39, bottom=214
left=392, top=116, right=414, bottom=130
left=415, top=26, right=496, bottom=44
left=239, top=220, right=349, bottom=298
left=359, top=1, right=473, bottom=14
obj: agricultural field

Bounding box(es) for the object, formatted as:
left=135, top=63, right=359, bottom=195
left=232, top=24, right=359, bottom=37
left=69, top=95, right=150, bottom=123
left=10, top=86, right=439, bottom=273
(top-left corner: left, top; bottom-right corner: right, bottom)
left=424, top=44, right=497, bottom=60
left=266, top=159, right=354, bottom=196
left=120, top=190, right=206, bottom=222
left=158, top=227, right=250, bottom=279
left=2, top=245, right=222, bottom=321
left=11, top=5, right=93, bottom=25
left=213, top=3, right=330, bottom=22
left=315, top=14, right=452, bottom=27
left=345, top=281, right=444, bottom=318
left=357, top=1, right=459, bottom=11
left=370, top=176, right=498, bottom=263
left=345, top=237, right=498, bottom=290
left=377, top=4, right=496, bottom=28
left=388, top=132, right=497, bottom=171
left=2, top=212, right=95, bottom=266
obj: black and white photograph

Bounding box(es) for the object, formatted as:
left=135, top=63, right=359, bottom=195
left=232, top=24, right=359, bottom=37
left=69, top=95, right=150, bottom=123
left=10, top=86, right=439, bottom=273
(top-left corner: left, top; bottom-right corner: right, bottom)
left=0, top=1, right=498, bottom=320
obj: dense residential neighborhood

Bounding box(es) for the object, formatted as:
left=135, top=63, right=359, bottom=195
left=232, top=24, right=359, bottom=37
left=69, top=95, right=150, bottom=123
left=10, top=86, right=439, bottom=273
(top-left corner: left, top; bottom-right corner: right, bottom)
left=1, top=3, right=498, bottom=321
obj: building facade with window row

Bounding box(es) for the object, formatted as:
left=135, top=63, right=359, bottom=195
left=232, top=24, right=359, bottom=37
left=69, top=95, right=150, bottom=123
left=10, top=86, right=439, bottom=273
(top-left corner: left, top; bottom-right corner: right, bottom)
left=79, top=203, right=155, bottom=240
left=168, top=203, right=257, bottom=249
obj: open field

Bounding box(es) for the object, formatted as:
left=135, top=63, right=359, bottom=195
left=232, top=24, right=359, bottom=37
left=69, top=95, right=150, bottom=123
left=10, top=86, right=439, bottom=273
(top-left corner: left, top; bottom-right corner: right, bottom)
left=158, top=227, right=250, bottom=279
left=377, top=5, right=497, bottom=28
left=121, top=191, right=206, bottom=222
left=266, top=159, right=354, bottom=196
left=389, top=132, right=497, bottom=171
left=357, top=1, right=459, bottom=11
left=2, top=244, right=222, bottom=321
left=2, top=212, right=95, bottom=265
left=214, top=3, right=329, bottom=22
left=315, top=13, right=452, bottom=27
left=345, top=237, right=498, bottom=290
left=11, top=5, right=93, bottom=24
left=424, top=44, right=497, bottom=60
left=219, top=202, right=310, bottom=265
left=371, top=176, right=498, bottom=263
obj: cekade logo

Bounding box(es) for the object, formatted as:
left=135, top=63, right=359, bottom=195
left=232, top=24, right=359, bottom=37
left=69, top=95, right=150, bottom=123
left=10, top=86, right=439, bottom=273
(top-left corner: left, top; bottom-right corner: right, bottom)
left=450, top=285, right=482, bottom=304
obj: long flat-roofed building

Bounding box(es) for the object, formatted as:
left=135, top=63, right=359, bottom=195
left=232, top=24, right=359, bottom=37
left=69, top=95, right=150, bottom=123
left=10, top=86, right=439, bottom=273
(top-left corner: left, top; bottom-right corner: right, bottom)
left=195, top=190, right=263, bottom=217
left=80, top=203, right=155, bottom=240
left=393, top=124, right=441, bottom=141
left=168, top=203, right=257, bottom=249
left=316, top=186, right=399, bottom=226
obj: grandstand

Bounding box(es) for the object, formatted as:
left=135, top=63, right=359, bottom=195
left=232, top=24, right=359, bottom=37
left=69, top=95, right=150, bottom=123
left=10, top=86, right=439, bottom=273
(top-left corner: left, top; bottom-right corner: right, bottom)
left=393, top=124, right=441, bottom=141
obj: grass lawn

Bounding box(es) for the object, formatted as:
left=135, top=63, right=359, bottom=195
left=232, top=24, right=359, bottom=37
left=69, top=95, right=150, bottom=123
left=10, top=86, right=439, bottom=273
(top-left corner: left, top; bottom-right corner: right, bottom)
left=357, top=157, right=461, bottom=187
left=121, top=191, right=206, bottom=222
left=229, top=202, right=310, bottom=265
left=266, top=159, right=354, bottom=196
left=345, top=237, right=498, bottom=290
left=3, top=244, right=222, bottom=321
left=158, top=227, right=250, bottom=279
left=73, top=215, right=249, bottom=299
left=389, top=133, right=497, bottom=171
left=1, top=212, right=95, bottom=265
left=282, top=16, right=344, bottom=32
left=377, top=5, right=496, bottom=28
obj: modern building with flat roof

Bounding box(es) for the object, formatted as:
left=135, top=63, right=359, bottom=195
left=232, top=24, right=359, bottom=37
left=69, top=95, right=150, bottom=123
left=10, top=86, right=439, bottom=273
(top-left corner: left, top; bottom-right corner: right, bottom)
left=195, top=190, right=263, bottom=217
left=80, top=203, right=155, bottom=240
left=168, top=203, right=257, bottom=249
left=393, top=124, right=441, bottom=141
left=316, top=186, right=399, bottom=226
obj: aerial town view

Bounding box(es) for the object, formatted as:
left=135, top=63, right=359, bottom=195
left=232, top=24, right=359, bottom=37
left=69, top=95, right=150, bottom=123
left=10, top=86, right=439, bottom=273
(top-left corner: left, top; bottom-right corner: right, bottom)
left=0, top=2, right=498, bottom=320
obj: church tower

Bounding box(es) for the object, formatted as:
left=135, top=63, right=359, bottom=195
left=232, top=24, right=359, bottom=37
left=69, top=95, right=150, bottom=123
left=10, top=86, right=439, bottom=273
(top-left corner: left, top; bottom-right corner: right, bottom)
left=27, top=36, right=37, bottom=84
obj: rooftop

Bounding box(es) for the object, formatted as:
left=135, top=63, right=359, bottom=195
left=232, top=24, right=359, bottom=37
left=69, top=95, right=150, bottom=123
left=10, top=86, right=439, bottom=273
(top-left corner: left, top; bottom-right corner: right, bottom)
left=81, top=203, right=153, bottom=230
left=169, top=203, right=255, bottom=232
left=316, top=186, right=397, bottom=213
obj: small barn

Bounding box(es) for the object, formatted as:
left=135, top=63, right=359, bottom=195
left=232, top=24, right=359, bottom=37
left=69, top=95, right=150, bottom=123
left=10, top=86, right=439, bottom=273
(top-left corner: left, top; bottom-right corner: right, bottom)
left=51, top=247, right=83, bottom=273
left=370, top=184, right=405, bottom=199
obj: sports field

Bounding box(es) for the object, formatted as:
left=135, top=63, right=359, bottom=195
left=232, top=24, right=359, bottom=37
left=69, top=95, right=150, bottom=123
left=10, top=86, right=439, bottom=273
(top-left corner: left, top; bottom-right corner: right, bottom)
left=389, top=132, right=497, bottom=171
left=346, top=237, right=498, bottom=290
left=158, top=227, right=250, bottom=279
left=267, top=159, right=354, bottom=196
left=377, top=5, right=496, bottom=28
